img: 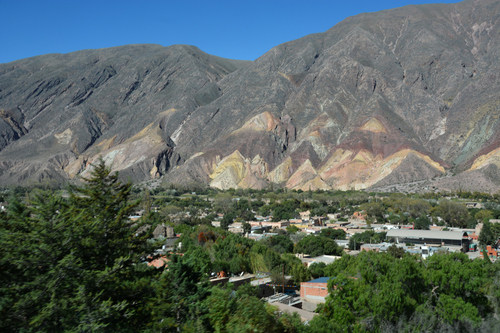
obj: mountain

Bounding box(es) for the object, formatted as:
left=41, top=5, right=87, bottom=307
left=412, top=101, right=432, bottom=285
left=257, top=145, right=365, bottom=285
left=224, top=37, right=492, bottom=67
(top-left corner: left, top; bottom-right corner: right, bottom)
left=0, top=45, right=249, bottom=185
left=2, top=0, right=500, bottom=192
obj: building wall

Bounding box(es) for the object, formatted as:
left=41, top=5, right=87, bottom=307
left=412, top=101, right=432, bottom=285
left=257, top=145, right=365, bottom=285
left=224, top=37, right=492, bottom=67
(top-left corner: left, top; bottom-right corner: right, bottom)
left=258, top=284, right=275, bottom=298
left=394, top=236, right=469, bottom=251
left=480, top=246, right=499, bottom=259
left=210, top=277, right=230, bottom=286
left=248, top=221, right=290, bottom=228
left=228, top=227, right=243, bottom=234
left=300, top=282, right=329, bottom=301
left=229, top=276, right=253, bottom=288
left=361, top=246, right=380, bottom=252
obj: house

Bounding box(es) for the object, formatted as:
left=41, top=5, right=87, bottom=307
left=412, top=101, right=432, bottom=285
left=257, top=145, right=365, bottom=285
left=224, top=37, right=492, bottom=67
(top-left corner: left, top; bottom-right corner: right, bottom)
left=465, top=202, right=484, bottom=209
left=299, top=255, right=341, bottom=267
left=327, top=213, right=342, bottom=220
left=370, top=224, right=398, bottom=231
left=228, top=227, right=244, bottom=234
left=305, top=228, right=320, bottom=235
left=386, top=229, right=470, bottom=252
left=247, top=221, right=290, bottom=228
left=480, top=245, right=499, bottom=259
left=251, top=225, right=273, bottom=234
left=336, top=240, right=349, bottom=248
left=148, top=256, right=169, bottom=268
left=360, top=244, right=381, bottom=252
left=251, top=277, right=274, bottom=298
left=326, top=221, right=350, bottom=228
left=430, top=225, right=446, bottom=231
left=299, top=211, right=311, bottom=221
left=153, top=224, right=175, bottom=239
left=351, top=211, right=366, bottom=220
left=300, top=277, right=330, bottom=311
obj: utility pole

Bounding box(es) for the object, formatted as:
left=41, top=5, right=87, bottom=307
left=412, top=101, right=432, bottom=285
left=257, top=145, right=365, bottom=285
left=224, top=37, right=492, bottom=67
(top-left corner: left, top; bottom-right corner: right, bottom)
left=282, top=264, right=285, bottom=294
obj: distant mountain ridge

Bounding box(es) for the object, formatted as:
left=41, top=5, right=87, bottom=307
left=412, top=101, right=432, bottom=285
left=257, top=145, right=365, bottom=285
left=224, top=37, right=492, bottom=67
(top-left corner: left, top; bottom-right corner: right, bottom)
left=2, top=0, right=500, bottom=192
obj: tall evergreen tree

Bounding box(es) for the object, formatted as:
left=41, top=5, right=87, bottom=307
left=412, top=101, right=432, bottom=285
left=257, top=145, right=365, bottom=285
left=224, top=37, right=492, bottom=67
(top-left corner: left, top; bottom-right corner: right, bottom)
left=148, top=254, right=212, bottom=332
left=479, top=221, right=496, bottom=246
left=0, top=158, right=160, bottom=332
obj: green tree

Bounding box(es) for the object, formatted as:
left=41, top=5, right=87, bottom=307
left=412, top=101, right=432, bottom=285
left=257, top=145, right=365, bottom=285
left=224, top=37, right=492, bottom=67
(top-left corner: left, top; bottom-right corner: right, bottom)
left=294, top=235, right=343, bottom=257
left=0, top=159, right=159, bottom=332
left=320, top=228, right=346, bottom=240
left=223, top=293, right=278, bottom=332
left=206, top=283, right=295, bottom=333
left=349, top=230, right=386, bottom=247
left=437, top=200, right=469, bottom=228
left=309, top=262, right=327, bottom=278
left=360, top=202, right=384, bottom=220
left=290, top=261, right=312, bottom=284
left=149, top=254, right=211, bottom=331
left=348, top=237, right=360, bottom=250
left=387, top=244, right=405, bottom=258
left=286, top=224, right=300, bottom=234
left=260, top=234, right=294, bottom=254
left=479, top=221, right=496, bottom=246
left=414, top=214, right=431, bottom=230
left=475, top=209, right=494, bottom=222
left=220, top=212, right=236, bottom=230
left=214, top=193, right=233, bottom=213
left=317, top=250, right=498, bottom=331
left=242, top=221, right=251, bottom=235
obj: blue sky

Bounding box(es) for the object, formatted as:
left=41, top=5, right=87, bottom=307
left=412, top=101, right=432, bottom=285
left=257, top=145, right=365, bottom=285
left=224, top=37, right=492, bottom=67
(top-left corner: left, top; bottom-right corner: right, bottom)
left=1, top=0, right=459, bottom=64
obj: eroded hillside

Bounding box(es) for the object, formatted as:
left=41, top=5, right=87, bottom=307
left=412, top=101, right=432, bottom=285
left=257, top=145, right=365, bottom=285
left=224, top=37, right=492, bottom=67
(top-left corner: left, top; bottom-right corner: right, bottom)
left=2, top=0, right=500, bottom=191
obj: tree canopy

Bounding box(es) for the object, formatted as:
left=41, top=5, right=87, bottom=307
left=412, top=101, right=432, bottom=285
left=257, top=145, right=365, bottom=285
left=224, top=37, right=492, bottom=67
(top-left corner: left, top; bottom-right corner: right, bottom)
left=0, top=159, right=159, bottom=332
left=294, top=235, right=343, bottom=257
left=317, top=250, right=500, bottom=332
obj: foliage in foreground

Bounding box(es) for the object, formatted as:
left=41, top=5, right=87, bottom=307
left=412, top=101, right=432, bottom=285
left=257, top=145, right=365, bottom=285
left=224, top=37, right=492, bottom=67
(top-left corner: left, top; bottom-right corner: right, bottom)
left=0, top=160, right=159, bottom=331
left=314, top=250, right=500, bottom=332
left=0, top=160, right=306, bottom=332
left=2, top=160, right=500, bottom=332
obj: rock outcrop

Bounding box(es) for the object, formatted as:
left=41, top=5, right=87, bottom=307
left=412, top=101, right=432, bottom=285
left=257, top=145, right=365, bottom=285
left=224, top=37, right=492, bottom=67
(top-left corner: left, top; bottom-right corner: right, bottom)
left=0, top=45, right=249, bottom=185
left=3, top=0, right=500, bottom=192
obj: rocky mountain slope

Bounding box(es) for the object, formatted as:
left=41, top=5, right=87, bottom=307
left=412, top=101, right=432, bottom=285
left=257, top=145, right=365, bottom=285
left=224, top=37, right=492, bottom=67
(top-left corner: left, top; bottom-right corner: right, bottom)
left=0, top=45, right=249, bottom=185
left=2, top=0, right=500, bottom=192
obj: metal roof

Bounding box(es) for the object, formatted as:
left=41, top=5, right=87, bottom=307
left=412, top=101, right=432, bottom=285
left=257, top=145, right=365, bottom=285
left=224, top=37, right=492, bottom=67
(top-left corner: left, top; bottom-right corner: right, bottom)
left=386, top=229, right=467, bottom=241
left=307, top=277, right=330, bottom=283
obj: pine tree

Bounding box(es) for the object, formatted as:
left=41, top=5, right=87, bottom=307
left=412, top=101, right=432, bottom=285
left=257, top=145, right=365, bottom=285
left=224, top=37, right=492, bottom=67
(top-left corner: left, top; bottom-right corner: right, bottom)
left=149, top=254, right=211, bottom=332
left=479, top=221, right=496, bottom=246
left=0, top=158, right=160, bottom=332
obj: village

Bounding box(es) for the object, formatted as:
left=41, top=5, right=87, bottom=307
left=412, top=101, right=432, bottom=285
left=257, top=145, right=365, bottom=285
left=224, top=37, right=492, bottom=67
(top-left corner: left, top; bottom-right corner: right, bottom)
left=112, top=187, right=500, bottom=322
left=3, top=165, right=500, bottom=331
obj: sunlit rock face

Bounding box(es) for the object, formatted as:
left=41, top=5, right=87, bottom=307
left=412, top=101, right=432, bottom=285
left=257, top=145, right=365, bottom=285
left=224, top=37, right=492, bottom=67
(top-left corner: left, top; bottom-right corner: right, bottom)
left=3, top=0, right=500, bottom=191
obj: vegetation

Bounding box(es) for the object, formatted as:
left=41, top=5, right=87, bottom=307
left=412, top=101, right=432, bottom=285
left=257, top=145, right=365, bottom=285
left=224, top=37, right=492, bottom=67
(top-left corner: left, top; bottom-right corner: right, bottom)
left=348, top=230, right=387, bottom=250
left=2, top=161, right=500, bottom=332
left=317, top=251, right=500, bottom=332
left=478, top=220, right=500, bottom=246
left=0, top=160, right=159, bottom=331
left=295, top=235, right=343, bottom=257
